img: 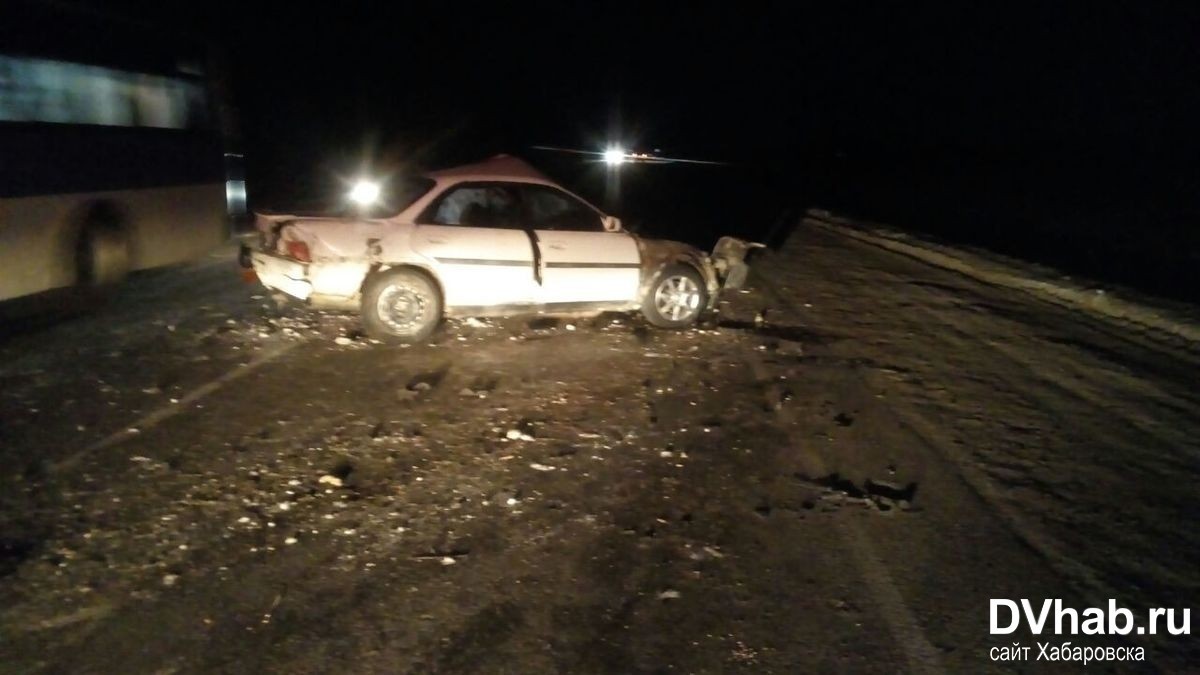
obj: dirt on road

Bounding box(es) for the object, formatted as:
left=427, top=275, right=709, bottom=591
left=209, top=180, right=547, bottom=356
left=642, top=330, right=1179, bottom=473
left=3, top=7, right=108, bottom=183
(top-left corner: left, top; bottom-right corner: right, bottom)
left=1, top=221, right=1197, bottom=673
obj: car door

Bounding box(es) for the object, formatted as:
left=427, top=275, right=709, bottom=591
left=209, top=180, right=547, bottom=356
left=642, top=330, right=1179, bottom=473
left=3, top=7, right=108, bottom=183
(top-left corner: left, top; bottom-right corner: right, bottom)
left=411, top=182, right=539, bottom=309
left=519, top=184, right=641, bottom=304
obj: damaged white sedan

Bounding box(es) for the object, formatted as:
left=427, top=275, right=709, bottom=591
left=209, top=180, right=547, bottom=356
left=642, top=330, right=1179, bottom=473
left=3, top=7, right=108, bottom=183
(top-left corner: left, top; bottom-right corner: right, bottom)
left=248, top=155, right=761, bottom=342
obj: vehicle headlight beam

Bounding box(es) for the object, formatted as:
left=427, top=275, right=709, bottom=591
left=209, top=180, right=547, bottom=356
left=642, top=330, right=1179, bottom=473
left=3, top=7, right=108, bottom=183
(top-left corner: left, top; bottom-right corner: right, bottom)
left=348, top=179, right=381, bottom=206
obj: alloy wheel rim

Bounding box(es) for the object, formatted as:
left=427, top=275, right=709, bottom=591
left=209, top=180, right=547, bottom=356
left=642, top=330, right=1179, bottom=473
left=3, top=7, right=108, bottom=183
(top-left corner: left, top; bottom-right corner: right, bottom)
left=654, top=275, right=701, bottom=322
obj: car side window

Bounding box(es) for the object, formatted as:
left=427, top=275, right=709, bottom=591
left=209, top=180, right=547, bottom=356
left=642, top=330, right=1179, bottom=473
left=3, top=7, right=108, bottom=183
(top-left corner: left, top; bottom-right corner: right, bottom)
left=521, top=186, right=603, bottom=232
left=427, top=183, right=522, bottom=229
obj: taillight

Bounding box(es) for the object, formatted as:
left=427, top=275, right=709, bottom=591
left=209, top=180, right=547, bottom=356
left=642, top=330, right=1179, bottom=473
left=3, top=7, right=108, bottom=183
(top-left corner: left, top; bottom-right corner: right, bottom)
left=286, top=241, right=311, bottom=262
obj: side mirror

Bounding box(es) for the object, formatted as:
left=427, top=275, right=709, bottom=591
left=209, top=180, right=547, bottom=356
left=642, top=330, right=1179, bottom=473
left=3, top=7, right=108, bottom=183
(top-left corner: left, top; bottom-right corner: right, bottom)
left=602, top=215, right=623, bottom=232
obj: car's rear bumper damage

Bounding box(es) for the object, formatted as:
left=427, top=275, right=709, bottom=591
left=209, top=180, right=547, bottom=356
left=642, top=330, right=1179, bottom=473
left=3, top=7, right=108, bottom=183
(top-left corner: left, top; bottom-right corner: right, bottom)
left=251, top=251, right=313, bottom=301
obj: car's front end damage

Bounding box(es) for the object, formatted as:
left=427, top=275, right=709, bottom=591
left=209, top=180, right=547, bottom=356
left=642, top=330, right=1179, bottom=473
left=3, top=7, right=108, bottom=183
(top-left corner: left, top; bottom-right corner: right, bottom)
left=634, top=235, right=765, bottom=310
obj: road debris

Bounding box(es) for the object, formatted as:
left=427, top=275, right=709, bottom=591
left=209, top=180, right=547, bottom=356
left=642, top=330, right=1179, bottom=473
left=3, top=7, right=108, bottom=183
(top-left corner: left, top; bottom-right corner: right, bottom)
left=505, top=429, right=535, bottom=442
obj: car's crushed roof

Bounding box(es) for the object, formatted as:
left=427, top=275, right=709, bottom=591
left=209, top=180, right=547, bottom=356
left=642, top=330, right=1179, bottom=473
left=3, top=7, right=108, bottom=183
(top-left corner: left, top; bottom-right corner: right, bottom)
left=427, top=154, right=555, bottom=184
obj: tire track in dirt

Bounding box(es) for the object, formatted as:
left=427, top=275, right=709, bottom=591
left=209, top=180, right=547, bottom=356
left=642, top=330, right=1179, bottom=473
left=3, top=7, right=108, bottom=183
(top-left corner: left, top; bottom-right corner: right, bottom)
left=849, top=249, right=1200, bottom=582
left=859, top=256, right=1200, bottom=465
left=51, top=338, right=303, bottom=473
left=810, top=217, right=1200, bottom=348
left=808, top=219, right=1200, bottom=411
left=768, top=224, right=1192, bottom=668
left=798, top=230, right=1146, bottom=574
left=741, top=352, right=945, bottom=674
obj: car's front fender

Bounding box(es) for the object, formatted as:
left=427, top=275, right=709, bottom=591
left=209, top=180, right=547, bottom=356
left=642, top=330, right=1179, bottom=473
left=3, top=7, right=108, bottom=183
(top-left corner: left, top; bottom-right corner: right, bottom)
left=634, top=237, right=720, bottom=307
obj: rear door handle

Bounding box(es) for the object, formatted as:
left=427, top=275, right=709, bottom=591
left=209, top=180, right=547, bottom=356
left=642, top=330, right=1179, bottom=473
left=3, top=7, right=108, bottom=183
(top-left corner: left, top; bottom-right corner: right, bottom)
left=424, top=237, right=447, bottom=244
left=546, top=243, right=566, bottom=250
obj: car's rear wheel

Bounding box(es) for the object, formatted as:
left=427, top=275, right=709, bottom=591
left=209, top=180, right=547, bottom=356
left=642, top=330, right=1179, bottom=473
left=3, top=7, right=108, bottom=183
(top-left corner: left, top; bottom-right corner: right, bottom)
left=361, top=267, right=442, bottom=343
left=641, top=263, right=707, bottom=328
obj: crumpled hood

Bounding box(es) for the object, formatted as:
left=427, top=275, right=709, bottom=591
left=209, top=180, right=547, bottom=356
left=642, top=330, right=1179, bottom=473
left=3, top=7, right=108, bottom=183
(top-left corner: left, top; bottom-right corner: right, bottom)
left=632, top=235, right=706, bottom=263
left=633, top=234, right=765, bottom=299
left=632, top=235, right=717, bottom=300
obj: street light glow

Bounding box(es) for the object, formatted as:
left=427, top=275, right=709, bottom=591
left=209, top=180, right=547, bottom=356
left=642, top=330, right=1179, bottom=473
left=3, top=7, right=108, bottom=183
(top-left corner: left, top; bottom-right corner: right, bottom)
left=348, top=179, right=381, bottom=206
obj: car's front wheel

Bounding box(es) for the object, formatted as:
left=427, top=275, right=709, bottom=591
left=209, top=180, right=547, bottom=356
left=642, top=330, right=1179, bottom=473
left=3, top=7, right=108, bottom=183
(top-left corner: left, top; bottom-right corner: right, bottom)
left=641, top=264, right=707, bottom=328
left=361, top=267, right=442, bottom=343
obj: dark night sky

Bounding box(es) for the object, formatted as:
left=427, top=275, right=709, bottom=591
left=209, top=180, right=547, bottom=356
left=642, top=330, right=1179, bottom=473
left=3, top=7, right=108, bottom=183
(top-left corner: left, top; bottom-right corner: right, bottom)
left=101, top=2, right=1198, bottom=165
left=86, top=1, right=1200, bottom=260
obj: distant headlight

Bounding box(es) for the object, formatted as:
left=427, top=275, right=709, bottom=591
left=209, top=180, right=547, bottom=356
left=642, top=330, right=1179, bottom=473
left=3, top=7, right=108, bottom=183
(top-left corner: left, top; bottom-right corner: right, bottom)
left=603, top=147, right=626, bottom=166
left=349, top=179, right=381, bottom=206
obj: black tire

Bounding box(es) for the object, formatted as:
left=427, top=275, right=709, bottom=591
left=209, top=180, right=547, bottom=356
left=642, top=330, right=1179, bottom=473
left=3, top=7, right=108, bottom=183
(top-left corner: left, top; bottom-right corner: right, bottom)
left=76, top=222, right=130, bottom=287
left=640, top=263, right=707, bottom=328
left=360, top=267, right=443, bottom=343
left=238, top=243, right=254, bottom=269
